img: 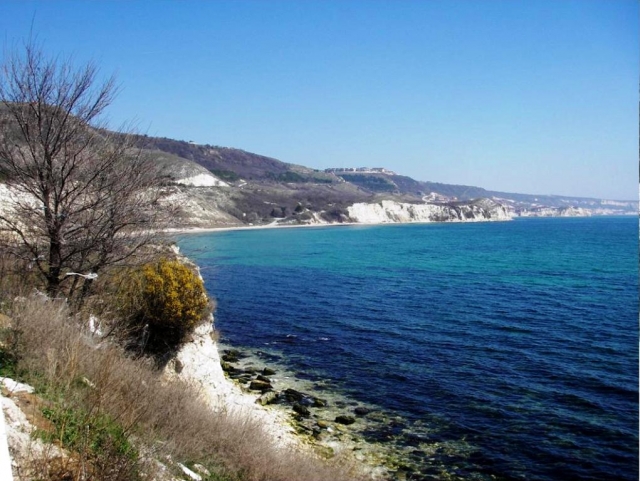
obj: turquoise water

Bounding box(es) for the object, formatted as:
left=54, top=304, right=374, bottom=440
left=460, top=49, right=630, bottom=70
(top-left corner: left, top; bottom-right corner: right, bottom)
left=177, top=217, right=638, bottom=480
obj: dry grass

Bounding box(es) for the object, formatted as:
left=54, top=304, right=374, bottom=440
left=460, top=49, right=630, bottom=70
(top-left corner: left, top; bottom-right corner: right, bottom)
left=0, top=295, right=364, bottom=481
left=0, top=252, right=43, bottom=299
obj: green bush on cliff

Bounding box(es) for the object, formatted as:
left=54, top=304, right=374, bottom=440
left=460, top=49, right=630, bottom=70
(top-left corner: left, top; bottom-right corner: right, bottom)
left=116, top=258, right=210, bottom=356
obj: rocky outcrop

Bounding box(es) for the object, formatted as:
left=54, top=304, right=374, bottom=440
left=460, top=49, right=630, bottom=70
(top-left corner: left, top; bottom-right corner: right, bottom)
left=162, top=322, right=300, bottom=450
left=1, top=380, right=67, bottom=481
left=157, top=185, right=243, bottom=228
left=516, top=206, right=592, bottom=217
left=347, top=198, right=511, bottom=224
left=174, top=172, right=228, bottom=188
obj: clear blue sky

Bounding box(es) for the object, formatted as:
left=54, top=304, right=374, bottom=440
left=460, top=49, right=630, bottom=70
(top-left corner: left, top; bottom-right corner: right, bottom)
left=1, top=0, right=637, bottom=200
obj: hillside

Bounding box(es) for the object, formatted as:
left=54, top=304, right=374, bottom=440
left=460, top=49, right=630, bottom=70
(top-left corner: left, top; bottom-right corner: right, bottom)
left=133, top=134, right=337, bottom=183
left=133, top=135, right=636, bottom=227
left=2, top=119, right=634, bottom=230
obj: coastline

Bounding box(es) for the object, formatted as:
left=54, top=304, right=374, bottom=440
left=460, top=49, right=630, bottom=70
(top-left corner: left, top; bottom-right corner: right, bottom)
left=163, top=322, right=390, bottom=479
left=163, top=213, right=514, bottom=237
left=163, top=212, right=630, bottom=238
left=164, top=214, right=631, bottom=480
left=162, top=213, right=515, bottom=479
left=163, top=323, right=301, bottom=450
left=163, top=220, right=356, bottom=236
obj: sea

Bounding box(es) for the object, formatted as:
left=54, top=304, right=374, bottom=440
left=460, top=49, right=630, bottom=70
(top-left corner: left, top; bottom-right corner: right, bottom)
left=176, top=216, right=638, bottom=481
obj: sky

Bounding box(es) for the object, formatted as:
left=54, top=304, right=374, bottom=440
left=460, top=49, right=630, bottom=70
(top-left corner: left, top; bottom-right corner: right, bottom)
left=1, top=0, right=637, bottom=200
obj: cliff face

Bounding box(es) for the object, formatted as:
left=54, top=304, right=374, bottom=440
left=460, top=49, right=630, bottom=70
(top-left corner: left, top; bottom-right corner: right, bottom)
left=163, top=319, right=300, bottom=450
left=347, top=198, right=512, bottom=224
left=516, top=206, right=592, bottom=217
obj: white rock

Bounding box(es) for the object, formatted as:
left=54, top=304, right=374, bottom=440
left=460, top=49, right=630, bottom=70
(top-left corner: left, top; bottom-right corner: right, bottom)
left=178, top=462, right=202, bottom=480
left=88, top=315, right=103, bottom=337
left=174, top=173, right=228, bottom=188
left=163, top=319, right=299, bottom=450
left=1, top=391, right=66, bottom=478
left=0, top=395, right=14, bottom=481
left=1, top=379, right=34, bottom=394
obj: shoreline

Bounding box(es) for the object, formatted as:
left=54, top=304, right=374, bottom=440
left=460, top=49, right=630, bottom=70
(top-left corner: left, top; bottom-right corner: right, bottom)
left=166, top=215, right=634, bottom=480
left=163, top=216, right=513, bottom=480
left=216, top=342, right=397, bottom=475
left=205, top=339, right=482, bottom=481
left=164, top=322, right=391, bottom=479
left=163, top=220, right=357, bottom=235
left=163, top=211, right=630, bottom=238
left=163, top=214, right=515, bottom=237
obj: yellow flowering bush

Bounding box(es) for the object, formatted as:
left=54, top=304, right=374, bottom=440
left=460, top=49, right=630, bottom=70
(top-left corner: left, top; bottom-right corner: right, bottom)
left=118, top=258, right=210, bottom=355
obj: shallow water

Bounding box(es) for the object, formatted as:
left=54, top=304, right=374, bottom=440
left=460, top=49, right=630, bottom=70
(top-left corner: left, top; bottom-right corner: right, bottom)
left=177, top=217, right=638, bottom=480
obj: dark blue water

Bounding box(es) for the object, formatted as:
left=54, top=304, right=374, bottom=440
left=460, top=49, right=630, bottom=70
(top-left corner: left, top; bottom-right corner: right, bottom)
left=177, top=217, right=638, bottom=480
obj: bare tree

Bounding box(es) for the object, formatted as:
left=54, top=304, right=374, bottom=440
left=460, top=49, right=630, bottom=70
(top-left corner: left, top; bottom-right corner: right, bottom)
left=0, top=41, right=169, bottom=299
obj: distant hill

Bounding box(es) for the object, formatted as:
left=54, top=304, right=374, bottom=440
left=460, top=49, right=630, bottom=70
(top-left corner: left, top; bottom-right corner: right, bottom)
left=145, top=135, right=633, bottom=199
left=131, top=134, right=636, bottom=224
left=133, top=135, right=336, bottom=183
left=4, top=117, right=633, bottom=229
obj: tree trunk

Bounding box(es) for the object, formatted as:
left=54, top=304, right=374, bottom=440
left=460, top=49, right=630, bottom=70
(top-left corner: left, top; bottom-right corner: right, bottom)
left=47, top=237, right=62, bottom=297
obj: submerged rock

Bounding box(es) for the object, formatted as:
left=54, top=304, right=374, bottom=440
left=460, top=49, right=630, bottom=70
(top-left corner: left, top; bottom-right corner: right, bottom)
left=317, top=420, right=331, bottom=429
left=313, top=397, right=328, bottom=408
left=294, top=423, right=313, bottom=435
left=229, top=373, right=253, bottom=383
left=256, top=391, right=278, bottom=406
left=220, top=361, right=236, bottom=373
left=222, top=349, right=242, bottom=362
left=293, top=402, right=311, bottom=417
left=335, top=415, right=356, bottom=425
left=283, top=388, right=305, bottom=403
left=354, top=406, right=372, bottom=416
left=249, top=380, right=272, bottom=391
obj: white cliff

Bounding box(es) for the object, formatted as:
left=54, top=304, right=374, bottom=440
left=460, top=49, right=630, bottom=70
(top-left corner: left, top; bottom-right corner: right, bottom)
left=162, top=322, right=301, bottom=450
left=517, top=206, right=592, bottom=217
left=161, top=321, right=389, bottom=480
left=161, top=244, right=301, bottom=451
left=169, top=161, right=229, bottom=187
left=347, top=198, right=512, bottom=224
left=157, top=186, right=243, bottom=228
left=174, top=172, right=229, bottom=187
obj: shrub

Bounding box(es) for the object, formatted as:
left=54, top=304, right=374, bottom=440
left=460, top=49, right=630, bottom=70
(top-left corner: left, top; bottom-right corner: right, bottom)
left=118, top=258, right=211, bottom=356
left=209, top=168, right=241, bottom=182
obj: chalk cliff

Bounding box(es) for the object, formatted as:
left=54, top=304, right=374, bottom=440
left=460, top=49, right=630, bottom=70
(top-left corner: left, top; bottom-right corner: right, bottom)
left=162, top=322, right=301, bottom=450
left=516, top=206, right=592, bottom=217
left=347, top=198, right=511, bottom=224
